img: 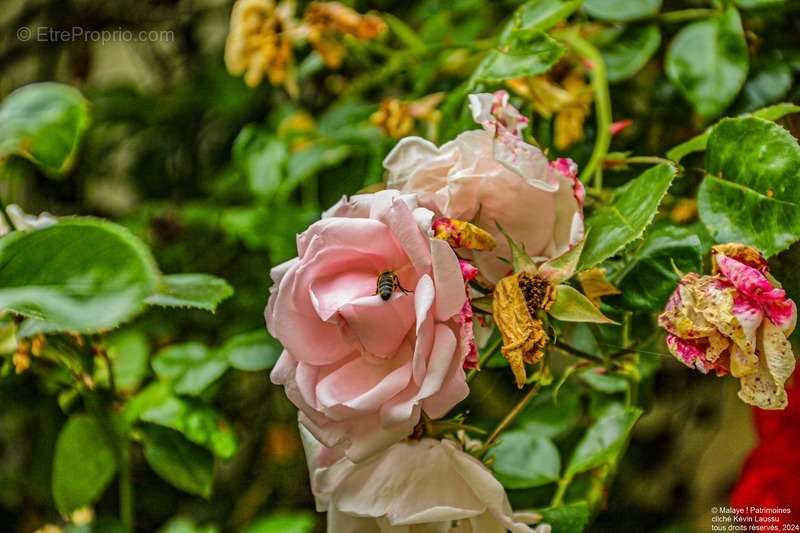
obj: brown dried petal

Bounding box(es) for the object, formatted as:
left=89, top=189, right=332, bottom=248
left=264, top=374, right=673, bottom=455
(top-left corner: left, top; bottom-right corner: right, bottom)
left=711, top=243, right=769, bottom=274
left=738, top=319, right=796, bottom=409
left=492, top=273, right=551, bottom=388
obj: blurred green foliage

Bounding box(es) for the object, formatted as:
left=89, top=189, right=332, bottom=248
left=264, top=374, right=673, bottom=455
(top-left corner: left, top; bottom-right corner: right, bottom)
left=1, top=0, right=800, bottom=532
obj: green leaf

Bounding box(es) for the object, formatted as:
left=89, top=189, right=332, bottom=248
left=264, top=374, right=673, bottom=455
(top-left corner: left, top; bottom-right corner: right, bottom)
left=549, top=285, right=616, bottom=324
left=0, top=218, right=159, bottom=332
left=579, top=164, right=677, bottom=269
left=220, top=330, right=281, bottom=372
left=733, top=63, right=793, bottom=114
left=699, top=117, right=800, bottom=257
left=612, top=225, right=703, bottom=311
left=665, top=7, right=749, bottom=119
left=277, top=143, right=352, bottom=200
left=475, top=30, right=565, bottom=84
left=583, top=0, right=661, bottom=21
left=666, top=103, right=800, bottom=162
left=243, top=512, right=317, bottom=533
left=600, top=25, right=661, bottom=83
left=518, top=382, right=582, bottom=439
left=53, top=415, right=117, bottom=514
left=152, top=342, right=228, bottom=396
left=233, top=125, right=287, bottom=199
left=487, top=430, right=561, bottom=489
left=146, top=274, right=233, bottom=312
left=507, top=0, right=583, bottom=35
left=539, top=235, right=586, bottom=284
left=536, top=503, right=591, bottom=533
left=140, top=425, right=214, bottom=498
left=769, top=243, right=800, bottom=308
left=496, top=223, right=536, bottom=272
left=579, top=369, right=629, bottom=393
left=106, top=329, right=150, bottom=393
left=565, top=405, right=642, bottom=476
left=124, top=381, right=173, bottom=426
left=0, top=82, right=90, bottom=176
left=139, top=395, right=239, bottom=459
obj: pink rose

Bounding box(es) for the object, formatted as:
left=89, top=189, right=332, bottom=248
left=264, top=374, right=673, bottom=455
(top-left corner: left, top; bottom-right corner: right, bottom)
left=300, top=427, right=551, bottom=533
left=384, top=90, right=584, bottom=281
left=267, top=190, right=473, bottom=461
left=659, top=244, right=797, bottom=409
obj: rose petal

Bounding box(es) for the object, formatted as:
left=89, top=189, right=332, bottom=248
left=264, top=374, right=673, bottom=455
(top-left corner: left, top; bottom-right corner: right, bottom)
left=340, top=293, right=416, bottom=357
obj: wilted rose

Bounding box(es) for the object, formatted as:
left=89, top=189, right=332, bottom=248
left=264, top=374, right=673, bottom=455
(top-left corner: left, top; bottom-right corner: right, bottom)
left=659, top=244, right=796, bottom=409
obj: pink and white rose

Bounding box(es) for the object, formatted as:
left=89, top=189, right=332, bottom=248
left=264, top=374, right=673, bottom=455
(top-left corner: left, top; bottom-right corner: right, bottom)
left=301, top=427, right=551, bottom=533
left=659, top=244, right=797, bottom=409
left=267, top=190, right=474, bottom=461
left=384, top=90, right=584, bottom=282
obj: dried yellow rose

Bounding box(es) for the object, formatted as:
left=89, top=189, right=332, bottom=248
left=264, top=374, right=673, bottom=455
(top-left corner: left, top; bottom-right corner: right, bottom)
left=225, top=0, right=298, bottom=94
left=507, top=67, right=592, bottom=150
left=493, top=271, right=555, bottom=388
left=304, top=1, right=386, bottom=69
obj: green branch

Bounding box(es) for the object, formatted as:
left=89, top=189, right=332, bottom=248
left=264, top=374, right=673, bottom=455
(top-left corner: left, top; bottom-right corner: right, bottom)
left=554, top=29, right=612, bottom=193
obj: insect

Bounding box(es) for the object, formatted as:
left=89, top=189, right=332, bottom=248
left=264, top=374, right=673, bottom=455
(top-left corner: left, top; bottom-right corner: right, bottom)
left=376, top=270, right=412, bottom=301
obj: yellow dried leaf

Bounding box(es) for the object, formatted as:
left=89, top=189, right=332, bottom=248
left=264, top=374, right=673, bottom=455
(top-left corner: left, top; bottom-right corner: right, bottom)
left=577, top=268, right=620, bottom=307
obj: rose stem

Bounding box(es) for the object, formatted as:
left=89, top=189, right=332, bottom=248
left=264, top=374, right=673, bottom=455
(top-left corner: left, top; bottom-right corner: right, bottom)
left=484, top=381, right=542, bottom=447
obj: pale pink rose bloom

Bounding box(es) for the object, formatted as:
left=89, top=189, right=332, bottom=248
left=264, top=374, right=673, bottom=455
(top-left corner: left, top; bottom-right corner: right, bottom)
left=301, top=427, right=551, bottom=533
left=384, top=90, right=584, bottom=281
left=267, top=190, right=473, bottom=461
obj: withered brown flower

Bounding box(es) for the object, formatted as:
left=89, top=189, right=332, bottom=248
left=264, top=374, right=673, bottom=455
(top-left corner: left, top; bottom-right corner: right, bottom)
left=303, top=1, right=386, bottom=69
left=370, top=93, right=444, bottom=139
left=492, top=270, right=555, bottom=388
left=225, top=0, right=298, bottom=94
left=506, top=67, right=592, bottom=150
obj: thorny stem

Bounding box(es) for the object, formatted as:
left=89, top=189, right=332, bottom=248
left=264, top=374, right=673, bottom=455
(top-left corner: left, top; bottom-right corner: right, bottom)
left=554, top=29, right=612, bottom=194
left=484, top=382, right=542, bottom=447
